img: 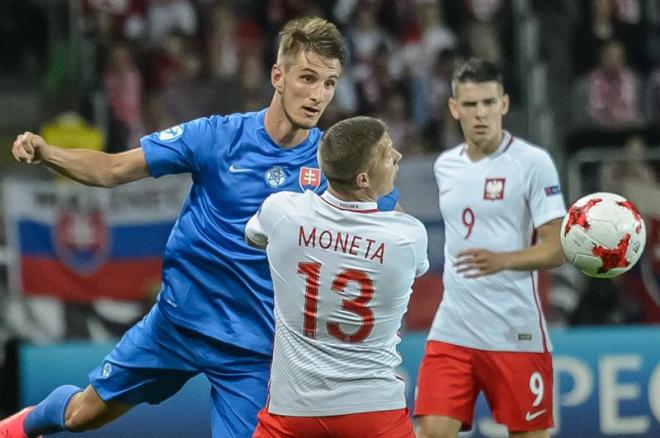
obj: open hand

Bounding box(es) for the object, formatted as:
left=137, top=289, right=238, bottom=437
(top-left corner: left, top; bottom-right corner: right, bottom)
left=454, top=248, right=507, bottom=278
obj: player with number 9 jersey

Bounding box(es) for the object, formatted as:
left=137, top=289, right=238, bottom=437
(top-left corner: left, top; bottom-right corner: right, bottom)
left=415, top=59, right=566, bottom=438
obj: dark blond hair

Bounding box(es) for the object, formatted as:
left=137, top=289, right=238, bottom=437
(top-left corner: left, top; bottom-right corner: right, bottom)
left=277, top=17, right=348, bottom=68
left=319, top=116, right=386, bottom=189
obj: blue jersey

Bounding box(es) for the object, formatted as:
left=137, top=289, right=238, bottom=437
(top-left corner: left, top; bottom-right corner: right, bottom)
left=141, top=109, right=398, bottom=355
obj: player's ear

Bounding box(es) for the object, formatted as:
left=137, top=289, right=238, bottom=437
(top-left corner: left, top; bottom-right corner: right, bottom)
left=501, top=93, right=510, bottom=116
left=355, top=171, right=369, bottom=189
left=271, top=64, right=283, bottom=93
left=448, top=98, right=459, bottom=120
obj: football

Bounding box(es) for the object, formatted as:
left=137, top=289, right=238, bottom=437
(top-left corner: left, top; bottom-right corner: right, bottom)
left=560, top=192, right=646, bottom=278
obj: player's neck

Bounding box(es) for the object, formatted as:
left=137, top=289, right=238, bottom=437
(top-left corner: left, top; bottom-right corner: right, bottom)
left=264, top=101, right=310, bottom=148
left=327, top=186, right=376, bottom=203
left=465, top=132, right=504, bottom=161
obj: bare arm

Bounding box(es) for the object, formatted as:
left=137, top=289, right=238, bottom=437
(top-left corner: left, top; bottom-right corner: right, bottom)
left=454, top=218, right=565, bottom=278
left=12, top=131, right=150, bottom=188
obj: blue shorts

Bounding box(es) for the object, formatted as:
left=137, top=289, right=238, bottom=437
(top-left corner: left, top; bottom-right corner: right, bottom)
left=89, top=304, right=271, bottom=438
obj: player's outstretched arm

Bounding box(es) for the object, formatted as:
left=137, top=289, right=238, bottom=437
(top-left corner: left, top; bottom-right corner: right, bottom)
left=12, top=131, right=150, bottom=188
left=454, top=218, right=565, bottom=278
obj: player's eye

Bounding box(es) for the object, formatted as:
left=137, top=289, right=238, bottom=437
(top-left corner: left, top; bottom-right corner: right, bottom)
left=325, top=80, right=336, bottom=88
left=302, top=75, right=316, bottom=83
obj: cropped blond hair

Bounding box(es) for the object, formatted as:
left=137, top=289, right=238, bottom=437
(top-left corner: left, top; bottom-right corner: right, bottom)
left=276, top=17, right=347, bottom=68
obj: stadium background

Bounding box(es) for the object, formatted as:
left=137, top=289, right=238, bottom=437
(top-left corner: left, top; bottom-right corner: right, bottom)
left=0, top=0, right=658, bottom=436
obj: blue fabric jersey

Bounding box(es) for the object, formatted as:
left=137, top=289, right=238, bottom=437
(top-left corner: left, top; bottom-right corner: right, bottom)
left=141, top=110, right=329, bottom=355
left=141, top=109, right=398, bottom=356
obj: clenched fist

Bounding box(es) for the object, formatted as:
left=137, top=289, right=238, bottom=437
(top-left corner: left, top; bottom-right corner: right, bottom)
left=12, top=131, right=49, bottom=164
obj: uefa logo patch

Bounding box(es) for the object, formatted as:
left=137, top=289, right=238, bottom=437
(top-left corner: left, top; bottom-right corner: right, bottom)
left=157, top=124, right=184, bottom=142
left=102, top=362, right=112, bottom=378
left=264, top=166, right=286, bottom=189
left=53, top=209, right=109, bottom=275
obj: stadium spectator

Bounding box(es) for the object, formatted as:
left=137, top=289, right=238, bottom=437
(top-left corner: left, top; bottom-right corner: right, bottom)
left=146, top=31, right=191, bottom=91
left=415, top=59, right=566, bottom=438
left=461, top=0, right=505, bottom=66
left=102, top=42, right=143, bottom=153
left=247, top=116, right=428, bottom=437
left=599, top=134, right=657, bottom=207
left=398, top=0, right=457, bottom=80
left=419, top=48, right=461, bottom=150
left=145, top=0, right=198, bottom=47
left=1, top=17, right=359, bottom=438
left=571, top=0, right=646, bottom=76
left=569, top=39, right=646, bottom=151
left=645, top=63, right=660, bottom=135
left=378, top=89, right=422, bottom=156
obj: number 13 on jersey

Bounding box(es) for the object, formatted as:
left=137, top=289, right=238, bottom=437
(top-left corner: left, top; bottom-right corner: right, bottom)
left=297, top=262, right=375, bottom=343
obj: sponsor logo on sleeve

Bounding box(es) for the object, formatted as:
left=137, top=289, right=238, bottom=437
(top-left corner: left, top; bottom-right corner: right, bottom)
left=157, top=125, right=184, bottom=142
left=544, top=185, right=561, bottom=196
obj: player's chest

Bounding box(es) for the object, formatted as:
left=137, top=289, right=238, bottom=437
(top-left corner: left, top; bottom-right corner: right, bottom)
left=208, top=143, right=323, bottom=202
left=437, top=160, right=526, bottom=217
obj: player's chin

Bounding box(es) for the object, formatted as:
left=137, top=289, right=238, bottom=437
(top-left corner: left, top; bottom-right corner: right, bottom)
left=294, top=116, right=318, bottom=129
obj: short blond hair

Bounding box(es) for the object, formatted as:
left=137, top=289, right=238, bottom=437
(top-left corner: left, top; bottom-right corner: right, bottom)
left=276, top=17, right=347, bottom=68
left=319, top=117, right=387, bottom=189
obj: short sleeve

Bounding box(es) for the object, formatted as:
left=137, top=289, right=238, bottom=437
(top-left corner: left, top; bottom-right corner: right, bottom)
left=377, top=187, right=399, bottom=211
left=413, top=222, right=430, bottom=278
left=527, top=150, right=567, bottom=228
left=245, top=192, right=290, bottom=248
left=140, top=117, right=218, bottom=178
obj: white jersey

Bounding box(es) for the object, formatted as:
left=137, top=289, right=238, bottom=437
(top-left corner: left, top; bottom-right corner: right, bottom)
left=246, top=190, right=428, bottom=416
left=429, top=132, right=566, bottom=352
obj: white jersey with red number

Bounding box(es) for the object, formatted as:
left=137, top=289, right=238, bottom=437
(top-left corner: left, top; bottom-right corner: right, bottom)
left=246, top=190, right=429, bottom=416
left=428, top=131, right=566, bottom=353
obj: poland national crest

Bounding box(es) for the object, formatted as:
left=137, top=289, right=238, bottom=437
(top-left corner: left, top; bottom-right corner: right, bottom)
left=299, top=167, right=321, bottom=191
left=484, top=178, right=505, bottom=201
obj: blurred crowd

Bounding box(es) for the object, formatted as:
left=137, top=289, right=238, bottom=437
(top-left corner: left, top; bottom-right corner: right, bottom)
left=0, top=0, right=658, bottom=326
left=2, top=0, right=520, bottom=156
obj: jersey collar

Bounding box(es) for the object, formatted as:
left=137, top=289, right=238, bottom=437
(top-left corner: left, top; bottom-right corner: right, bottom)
left=321, top=191, right=379, bottom=213
left=460, top=130, right=513, bottom=159
left=496, top=130, right=514, bottom=155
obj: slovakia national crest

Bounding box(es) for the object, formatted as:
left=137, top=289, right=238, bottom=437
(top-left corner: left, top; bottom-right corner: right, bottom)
left=299, top=167, right=321, bottom=191
left=484, top=178, right=505, bottom=201
left=53, top=209, right=109, bottom=276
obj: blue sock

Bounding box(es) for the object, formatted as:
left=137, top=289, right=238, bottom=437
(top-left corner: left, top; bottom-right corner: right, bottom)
left=23, top=385, right=82, bottom=437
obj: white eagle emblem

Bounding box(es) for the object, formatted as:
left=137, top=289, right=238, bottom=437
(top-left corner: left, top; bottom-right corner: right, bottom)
left=483, top=178, right=505, bottom=200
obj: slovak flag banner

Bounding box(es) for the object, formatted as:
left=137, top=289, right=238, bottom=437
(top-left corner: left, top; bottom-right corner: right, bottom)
left=3, top=175, right=190, bottom=302
left=299, top=167, right=321, bottom=191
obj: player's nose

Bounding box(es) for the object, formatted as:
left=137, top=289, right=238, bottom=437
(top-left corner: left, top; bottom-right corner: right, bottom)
left=311, top=83, right=328, bottom=104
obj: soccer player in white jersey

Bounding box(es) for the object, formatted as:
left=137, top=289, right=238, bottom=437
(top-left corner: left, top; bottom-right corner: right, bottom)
left=245, top=116, right=429, bottom=437
left=414, top=59, right=566, bottom=438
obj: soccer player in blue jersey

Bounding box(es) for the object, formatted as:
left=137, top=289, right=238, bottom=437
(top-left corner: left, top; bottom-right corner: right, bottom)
left=1, top=17, right=392, bottom=438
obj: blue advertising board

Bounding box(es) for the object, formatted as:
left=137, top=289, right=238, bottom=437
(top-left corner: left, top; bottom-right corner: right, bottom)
left=20, top=327, right=660, bottom=437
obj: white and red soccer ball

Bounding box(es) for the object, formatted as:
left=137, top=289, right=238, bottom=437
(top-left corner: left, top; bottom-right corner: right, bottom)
left=560, top=192, right=646, bottom=278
